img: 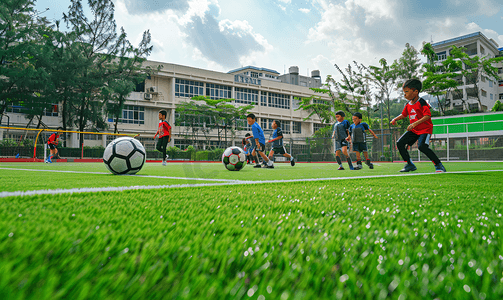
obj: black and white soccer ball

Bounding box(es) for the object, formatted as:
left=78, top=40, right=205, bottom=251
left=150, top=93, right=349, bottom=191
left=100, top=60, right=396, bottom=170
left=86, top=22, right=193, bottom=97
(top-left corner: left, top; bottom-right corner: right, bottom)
left=103, top=137, right=146, bottom=175
left=222, top=146, right=247, bottom=171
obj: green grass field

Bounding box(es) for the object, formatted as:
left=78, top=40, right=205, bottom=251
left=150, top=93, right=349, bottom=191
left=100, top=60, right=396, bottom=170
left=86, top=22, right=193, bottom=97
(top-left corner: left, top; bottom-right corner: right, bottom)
left=1, top=162, right=503, bottom=299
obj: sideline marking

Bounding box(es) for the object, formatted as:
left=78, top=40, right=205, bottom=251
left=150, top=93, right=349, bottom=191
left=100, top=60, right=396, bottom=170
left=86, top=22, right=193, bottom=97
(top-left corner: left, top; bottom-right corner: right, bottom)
left=1, top=169, right=502, bottom=198
left=0, top=167, right=239, bottom=182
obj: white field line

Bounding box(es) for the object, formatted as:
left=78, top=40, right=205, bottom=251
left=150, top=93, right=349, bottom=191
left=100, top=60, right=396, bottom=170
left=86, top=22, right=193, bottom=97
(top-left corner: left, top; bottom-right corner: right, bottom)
left=1, top=169, right=502, bottom=198
left=0, top=167, right=239, bottom=182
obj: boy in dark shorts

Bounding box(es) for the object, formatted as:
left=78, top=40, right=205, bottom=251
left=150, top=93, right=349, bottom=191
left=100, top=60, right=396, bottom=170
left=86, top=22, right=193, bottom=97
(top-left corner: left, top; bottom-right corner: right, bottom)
left=245, top=133, right=260, bottom=166
left=153, top=110, right=171, bottom=166
left=267, top=120, right=295, bottom=167
left=246, top=113, right=273, bottom=168
left=45, top=127, right=63, bottom=163
left=391, top=79, right=446, bottom=173
left=332, top=111, right=354, bottom=170
left=347, top=112, right=378, bottom=170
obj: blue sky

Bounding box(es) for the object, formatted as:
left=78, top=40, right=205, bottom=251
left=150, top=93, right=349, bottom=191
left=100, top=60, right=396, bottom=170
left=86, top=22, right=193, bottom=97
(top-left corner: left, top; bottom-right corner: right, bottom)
left=35, top=0, right=503, bottom=81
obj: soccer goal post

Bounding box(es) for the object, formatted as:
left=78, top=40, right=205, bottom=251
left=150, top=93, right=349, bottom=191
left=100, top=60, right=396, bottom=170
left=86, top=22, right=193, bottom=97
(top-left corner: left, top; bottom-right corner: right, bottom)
left=0, top=126, right=140, bottom=161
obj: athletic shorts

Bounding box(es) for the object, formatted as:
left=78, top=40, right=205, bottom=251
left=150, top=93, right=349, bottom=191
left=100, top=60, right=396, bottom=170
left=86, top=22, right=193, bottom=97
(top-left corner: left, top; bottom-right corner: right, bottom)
left=254, top=143, right=266, bottom=152
left=271, top=146, right=286, bottom=155
left=352, top=142, right=368, bottom=153
left=335, top=140, right=349, bottom=152
left=48, top=144, right=57, bottom=150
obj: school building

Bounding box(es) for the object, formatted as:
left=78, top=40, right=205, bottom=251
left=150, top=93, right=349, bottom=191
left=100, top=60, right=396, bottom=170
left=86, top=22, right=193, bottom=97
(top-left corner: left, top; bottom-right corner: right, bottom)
left=0, top=62, right=331, bottom=150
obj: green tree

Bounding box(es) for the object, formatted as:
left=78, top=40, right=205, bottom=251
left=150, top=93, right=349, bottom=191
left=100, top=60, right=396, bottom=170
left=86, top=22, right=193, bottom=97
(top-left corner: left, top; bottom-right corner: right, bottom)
left=62, top=0, right=152, bottom=142
left=492, top=100, right=503, bottom=112
left=421, top=43, right=462, bottom=115
left=393, top=43, right=422, bottom=89
left=0, top=0, right=50, bottom=125
left=190, top=96, right=254, bottom=148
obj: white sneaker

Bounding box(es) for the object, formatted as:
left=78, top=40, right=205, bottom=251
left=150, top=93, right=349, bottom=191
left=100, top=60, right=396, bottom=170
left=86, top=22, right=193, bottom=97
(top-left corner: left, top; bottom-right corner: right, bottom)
left=162, top=160, right=166, bottom=166
left=166, top=154, right=169, bottom=160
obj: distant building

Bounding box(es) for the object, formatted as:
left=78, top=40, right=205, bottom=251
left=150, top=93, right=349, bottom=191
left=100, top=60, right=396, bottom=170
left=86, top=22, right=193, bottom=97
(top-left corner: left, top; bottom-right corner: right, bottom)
left=1, top=62, right=331, bottom=150
left=431, top=32, right=502, bottom=111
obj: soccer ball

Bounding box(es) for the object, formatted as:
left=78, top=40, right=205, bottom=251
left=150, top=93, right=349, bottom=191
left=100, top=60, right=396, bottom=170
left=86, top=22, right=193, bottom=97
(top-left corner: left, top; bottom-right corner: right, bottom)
left=103, top=137, right=146, bottom=175
left=222, top=146, right=247, bottom=171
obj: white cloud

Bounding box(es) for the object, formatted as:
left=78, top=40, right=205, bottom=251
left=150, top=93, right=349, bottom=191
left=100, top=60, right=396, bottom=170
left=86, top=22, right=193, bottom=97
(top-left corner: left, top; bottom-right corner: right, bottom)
left=278, top=0, right=292, bottom=4
left=278, top=4, right=286, bottom=11
left=299, top=8, right=311, bottom=13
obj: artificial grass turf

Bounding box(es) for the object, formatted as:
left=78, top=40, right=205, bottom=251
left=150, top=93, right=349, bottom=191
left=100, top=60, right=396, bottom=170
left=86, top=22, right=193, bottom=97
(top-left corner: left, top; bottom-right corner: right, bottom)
left=1, top=172, right=503, bottom=299
left=1, top=162, right=503, bottom=193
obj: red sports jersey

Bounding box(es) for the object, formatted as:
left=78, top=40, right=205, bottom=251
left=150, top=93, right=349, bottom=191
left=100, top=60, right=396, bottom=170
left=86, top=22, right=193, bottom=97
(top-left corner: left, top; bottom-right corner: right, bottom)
left=401, top=98, right=433, bottom=135
left=158, top=120, right=171, bottom=138
left=47, top=133, right=59, bottom=145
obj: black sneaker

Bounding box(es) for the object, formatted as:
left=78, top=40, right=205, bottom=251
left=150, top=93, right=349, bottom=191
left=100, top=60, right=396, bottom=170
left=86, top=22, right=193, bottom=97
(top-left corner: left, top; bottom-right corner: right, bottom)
left=399, top=163, right=417, bottom=172
left=435, top=163, right=446, bottom=173
left=290, top=157, right=295, bottom=166
left=267, top=165, right=275, bottom=169
left=368, top=163, right=374, bottom=169
left=338, top=166, right=345, bottom=170
left=254, top=164, right=262, bottom=168
left=355, top=164, right=362, bottom=170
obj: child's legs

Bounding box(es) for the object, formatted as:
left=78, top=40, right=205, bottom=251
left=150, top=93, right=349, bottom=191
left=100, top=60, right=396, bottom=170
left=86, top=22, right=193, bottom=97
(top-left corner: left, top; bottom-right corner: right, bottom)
left=341, top=146, right=349, bottom=157
left=258, top=151, right=268, bottom=161
left=397, top=131, right=418, bottom=163
left=283, top=153, right=291, bottom=159
left=335, top=150, right=341, bottom=157
left=268, top=149, right=275, bottom=160
left=417, top=134, right=441, bottom=165
left=363, top=151, right=369, bottom=160
left=355, top=152, right=361, bottom=161
left=157, top=136, right=168, bottom=159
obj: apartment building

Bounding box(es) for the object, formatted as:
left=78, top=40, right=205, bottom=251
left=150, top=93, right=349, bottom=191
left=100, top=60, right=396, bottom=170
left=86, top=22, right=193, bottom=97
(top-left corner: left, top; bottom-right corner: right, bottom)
left=431, top=32, right=503, bottom=111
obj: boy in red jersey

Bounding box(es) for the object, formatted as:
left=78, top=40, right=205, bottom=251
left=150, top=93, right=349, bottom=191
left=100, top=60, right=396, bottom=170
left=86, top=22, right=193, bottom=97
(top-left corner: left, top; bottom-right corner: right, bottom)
left=391, top=79, right=446, bottom=173
left=153, top=110, right=171, bottom=166
left=45, top=127, right=63, bottom=163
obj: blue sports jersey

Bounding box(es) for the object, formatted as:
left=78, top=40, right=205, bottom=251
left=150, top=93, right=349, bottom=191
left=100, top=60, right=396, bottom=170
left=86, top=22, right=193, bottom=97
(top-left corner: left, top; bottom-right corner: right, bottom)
left=272, top=127, right=284, bottom=147
left=252, top=122, right=266, bottom=145
left=333, top=119, right=350, bottom=140
left=349, top=122, right=370, bottom=143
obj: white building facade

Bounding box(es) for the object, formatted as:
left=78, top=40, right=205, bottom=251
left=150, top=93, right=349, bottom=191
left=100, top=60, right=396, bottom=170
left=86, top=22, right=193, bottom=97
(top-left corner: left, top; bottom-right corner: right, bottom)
left=431, top=32, right=503, bottom=111
left=1, top=62, right=331, bottom=150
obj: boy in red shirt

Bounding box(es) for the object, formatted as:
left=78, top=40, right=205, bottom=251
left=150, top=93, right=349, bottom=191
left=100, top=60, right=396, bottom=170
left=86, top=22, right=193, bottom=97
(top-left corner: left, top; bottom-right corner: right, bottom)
left=45, top=127, right=63, bottom=163
left=153, top=110, right=171, bottom=166
left=391, top=79, right=446, bottom=173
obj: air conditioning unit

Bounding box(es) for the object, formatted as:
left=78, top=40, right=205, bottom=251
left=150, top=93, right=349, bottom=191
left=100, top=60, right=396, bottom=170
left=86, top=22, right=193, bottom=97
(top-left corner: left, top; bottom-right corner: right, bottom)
left=144, top=93, right=153, bottom=100
left=149, top=86, right=157, bottom=93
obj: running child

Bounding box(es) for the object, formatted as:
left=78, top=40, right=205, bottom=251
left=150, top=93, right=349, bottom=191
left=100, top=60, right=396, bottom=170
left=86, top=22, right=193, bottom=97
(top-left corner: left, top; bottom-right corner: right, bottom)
left=245, top=133, right=260, bottom=166
left=153, top=110, right=171, bottom=166
left=347, top=112, right=378, bottom=170
left=246, top=113, right=273, bottom=168
left=45, top=127, right=63, bottom=163
left=332, top=111, right=354, bottom=170
left=267, top=120, right=295, bottom=167
left=390, top=78, right=446, bottom=173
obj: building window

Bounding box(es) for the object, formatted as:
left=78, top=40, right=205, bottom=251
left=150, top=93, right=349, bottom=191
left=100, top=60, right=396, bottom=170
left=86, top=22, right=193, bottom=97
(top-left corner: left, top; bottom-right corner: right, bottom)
left=135, top=81, right=145, bottom=92
left=261, top=93, right=267, bottom=106
left=111, top=105, right=145, bottom=124
left=489, top=80, right=493, bottom=87
left=84, top=134, right=100, bottom=140
left=268, top=92, right=290, bottom=109
left=481, top=76, right=486, bottom=82
left=293, top=121, right=301, bottom=134
left=281, top=121, right=291, bottom=134
left=490, top=94, right=493, bottom=100
left=260, top=118, right=272, bottom=131
left=437, top=51, right=447, bottom=61
left=250, top=72, right=259, bottom=78
left=235, top=87, right=258, bottom=105
left=292, top=97, right=302, bottom=110
left=206, top=83, right=231, bottom=100
left=313, top=123, right=329, bottom=133
left=175, top=112, right=214, bottom=128
left=481, top=90, right=487, bottom=97
left=175, top=78, right=204, bottom=98
left=499, top=93, right=503, bottom=100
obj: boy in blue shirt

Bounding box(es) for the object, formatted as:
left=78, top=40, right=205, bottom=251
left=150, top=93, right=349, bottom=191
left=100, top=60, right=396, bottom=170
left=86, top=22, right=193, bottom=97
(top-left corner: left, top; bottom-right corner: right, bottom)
left=266, top=120, right=295, bottom=167
left=348, top=112, right=378, bottom=170
left=332, top=111, right=354, bottom=170
left=246, top=113, right=273, bottom=168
